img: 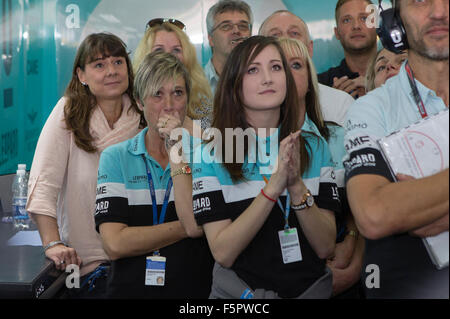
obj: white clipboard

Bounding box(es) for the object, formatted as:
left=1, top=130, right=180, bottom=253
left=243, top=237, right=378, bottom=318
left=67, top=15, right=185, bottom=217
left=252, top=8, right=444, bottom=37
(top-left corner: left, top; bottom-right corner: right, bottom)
left=378, top=109, right=449, bottom=270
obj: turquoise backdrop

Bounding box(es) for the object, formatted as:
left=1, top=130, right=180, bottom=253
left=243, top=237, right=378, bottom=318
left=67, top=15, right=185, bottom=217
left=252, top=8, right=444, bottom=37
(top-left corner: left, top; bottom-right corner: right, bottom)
left=0, top=0, right=384, bottom=175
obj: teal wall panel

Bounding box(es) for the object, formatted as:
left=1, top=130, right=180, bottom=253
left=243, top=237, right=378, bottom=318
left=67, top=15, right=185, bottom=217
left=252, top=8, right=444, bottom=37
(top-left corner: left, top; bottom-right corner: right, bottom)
left=0, top=0, right=385, bottom=175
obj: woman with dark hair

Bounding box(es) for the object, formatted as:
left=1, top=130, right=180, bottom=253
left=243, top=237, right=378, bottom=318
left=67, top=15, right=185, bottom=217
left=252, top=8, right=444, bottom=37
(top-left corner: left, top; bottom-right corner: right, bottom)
left=26, top=33, right=145, bottom=298
left=192, top=36, right=339, bottom=299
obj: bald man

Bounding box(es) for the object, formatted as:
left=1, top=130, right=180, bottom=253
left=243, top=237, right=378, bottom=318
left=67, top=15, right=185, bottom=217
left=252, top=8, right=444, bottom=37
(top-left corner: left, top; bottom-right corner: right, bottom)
left=259, top=10, right=354, bottom=127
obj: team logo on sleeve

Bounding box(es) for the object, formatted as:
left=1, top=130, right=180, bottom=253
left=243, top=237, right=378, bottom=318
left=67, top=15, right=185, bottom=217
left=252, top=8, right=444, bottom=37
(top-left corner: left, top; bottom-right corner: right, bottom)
left=344, top=152, right=377, bottom=171
left=95, top=200, right=109, bottom=216
left=193, top=196, right=211, bottom=214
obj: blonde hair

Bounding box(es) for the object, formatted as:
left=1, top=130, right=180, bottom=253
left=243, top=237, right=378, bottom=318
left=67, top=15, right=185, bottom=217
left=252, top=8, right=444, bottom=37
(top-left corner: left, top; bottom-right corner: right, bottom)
left=134, top=51, right=191, bottom=106
left=365, top=48, right=384, bottom=92
left=133, top=22, right=212, bottom=119
left=278, top=37, right=330, bottom=139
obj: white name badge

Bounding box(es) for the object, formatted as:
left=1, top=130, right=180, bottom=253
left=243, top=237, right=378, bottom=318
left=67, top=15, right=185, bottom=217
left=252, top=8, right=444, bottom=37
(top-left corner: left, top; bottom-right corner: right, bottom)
left=278, top=228, right=302, bottom=264
left=145, top=255, right=166, bottom=286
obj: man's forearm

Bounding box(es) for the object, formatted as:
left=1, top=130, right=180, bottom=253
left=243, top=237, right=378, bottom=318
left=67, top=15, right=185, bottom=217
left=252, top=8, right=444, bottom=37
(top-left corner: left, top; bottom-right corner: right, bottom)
left=348, top=169, right=449, bottom=239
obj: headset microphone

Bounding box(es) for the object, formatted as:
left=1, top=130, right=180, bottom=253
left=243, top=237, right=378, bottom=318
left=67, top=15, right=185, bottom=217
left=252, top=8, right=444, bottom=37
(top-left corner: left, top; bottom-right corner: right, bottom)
left=376, top=0, right=408, bottom=53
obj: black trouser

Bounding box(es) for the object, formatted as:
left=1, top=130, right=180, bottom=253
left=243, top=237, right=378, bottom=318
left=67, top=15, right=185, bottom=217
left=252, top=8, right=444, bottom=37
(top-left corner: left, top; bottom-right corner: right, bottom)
left=59, top=263, right=110, bottom=299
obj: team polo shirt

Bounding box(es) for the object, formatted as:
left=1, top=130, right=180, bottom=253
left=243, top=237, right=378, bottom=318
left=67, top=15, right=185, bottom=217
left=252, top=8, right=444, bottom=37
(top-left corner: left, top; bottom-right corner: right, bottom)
left=343, top=62, right=449, bottom=298
left=95, top=128, right=214, bottom=299
left=192, top=128, right=341, bottom=298
left=303, top=116, right=348, bottom=242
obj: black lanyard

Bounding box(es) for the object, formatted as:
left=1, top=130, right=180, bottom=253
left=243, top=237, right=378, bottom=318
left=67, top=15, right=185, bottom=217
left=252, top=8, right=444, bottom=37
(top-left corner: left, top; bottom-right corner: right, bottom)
left=405, top=62, right=428, bottom=119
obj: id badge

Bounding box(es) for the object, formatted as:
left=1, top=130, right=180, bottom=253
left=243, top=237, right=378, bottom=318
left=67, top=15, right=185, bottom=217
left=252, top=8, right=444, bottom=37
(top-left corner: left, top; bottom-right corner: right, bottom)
left=278, top=228, right=302, bottom=264
left=145, top=255, right=166, bottom=286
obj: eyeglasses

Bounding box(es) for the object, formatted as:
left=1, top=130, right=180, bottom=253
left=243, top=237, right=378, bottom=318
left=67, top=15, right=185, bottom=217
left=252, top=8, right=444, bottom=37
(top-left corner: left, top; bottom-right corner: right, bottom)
left=146, top=18, right=186, bottom=31
left=212, top=21, right=251, bottom=33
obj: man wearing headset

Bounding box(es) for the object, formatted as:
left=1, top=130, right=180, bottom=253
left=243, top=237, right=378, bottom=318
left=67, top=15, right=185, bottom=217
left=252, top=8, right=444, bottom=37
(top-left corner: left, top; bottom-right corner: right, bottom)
left=344, top=0, right=448, bottom=298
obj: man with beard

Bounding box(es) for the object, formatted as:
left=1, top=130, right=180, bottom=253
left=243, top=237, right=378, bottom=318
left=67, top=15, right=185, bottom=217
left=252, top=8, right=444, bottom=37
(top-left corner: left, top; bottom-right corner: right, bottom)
left=204, top=0, right=253, bottom=93
left=318, top=0, right=378, bottom=98
left=344, top=0, right=448, bottom=298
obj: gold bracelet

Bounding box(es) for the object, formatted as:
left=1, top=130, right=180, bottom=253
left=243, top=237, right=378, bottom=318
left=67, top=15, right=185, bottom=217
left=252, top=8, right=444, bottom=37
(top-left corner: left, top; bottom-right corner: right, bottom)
left=347, top=230, right=358, bottom=238
left=170, top=164, right=192, bottom=178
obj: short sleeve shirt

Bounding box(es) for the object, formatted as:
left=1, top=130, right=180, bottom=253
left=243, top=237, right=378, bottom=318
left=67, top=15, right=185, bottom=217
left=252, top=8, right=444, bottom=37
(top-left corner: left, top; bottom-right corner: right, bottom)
left=343, top=62, right=449, bottom=299
left=343, top=62, right=447, bottom=182
left=192, top=128, right=341, bottom=298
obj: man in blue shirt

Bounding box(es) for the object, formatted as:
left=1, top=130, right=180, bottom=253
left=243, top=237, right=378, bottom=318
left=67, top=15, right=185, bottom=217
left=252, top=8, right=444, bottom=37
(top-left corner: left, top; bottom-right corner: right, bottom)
left=204, top=0, right=253, bottom=93
left=344, top=0, right=448, bottom=298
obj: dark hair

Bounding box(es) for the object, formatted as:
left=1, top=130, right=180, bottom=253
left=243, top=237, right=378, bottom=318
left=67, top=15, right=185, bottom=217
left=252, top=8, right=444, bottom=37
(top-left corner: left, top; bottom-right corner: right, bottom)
left=64, top=32, right=145, bottom=153
left=212, top=35, right=310, bottom=182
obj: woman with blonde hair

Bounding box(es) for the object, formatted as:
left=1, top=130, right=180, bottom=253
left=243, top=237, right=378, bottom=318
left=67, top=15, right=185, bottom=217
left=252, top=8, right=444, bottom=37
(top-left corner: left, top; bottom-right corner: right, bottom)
left=133, top=20, right=213, bottom=130
left=278, top=37, right=365, bottom=298
left=365, top=48, right=408, bottom=92
left=95, top=51, right=213, bottom=298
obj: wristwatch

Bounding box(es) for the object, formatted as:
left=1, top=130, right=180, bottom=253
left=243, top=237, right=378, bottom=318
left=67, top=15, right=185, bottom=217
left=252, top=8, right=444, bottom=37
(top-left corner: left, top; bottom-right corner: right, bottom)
left=291, top=190, right=314, bottom=211
left=170, top=165, right=192, bottom=178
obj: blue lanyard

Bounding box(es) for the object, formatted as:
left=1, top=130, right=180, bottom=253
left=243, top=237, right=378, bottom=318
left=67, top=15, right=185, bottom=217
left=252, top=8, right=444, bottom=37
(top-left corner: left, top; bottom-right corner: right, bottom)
left=284, top=196, right=290, bottom=230
left=262, top=175, right=290, bottom=230
left=141, top=155, right=172, bottom=226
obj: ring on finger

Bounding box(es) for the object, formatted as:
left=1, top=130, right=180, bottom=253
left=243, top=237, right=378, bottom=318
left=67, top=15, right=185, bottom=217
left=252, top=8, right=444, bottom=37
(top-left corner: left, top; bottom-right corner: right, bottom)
left=60, top=260, right=65, bottom=264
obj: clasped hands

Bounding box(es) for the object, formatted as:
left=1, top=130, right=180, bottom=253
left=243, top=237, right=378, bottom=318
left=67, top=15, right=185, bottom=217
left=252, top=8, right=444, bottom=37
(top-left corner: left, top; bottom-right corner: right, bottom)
left=333, top=75, right=366, bottom=98
left=265, top=130, right=306, bottom=199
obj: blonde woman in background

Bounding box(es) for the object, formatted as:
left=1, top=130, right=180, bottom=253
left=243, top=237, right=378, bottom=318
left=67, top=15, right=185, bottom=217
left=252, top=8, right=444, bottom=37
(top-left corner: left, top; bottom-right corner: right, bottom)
left=365, top=48, right=408, bottom=92
left=133, top=19, right=213, bottom=131
left=279, top=37, right=365, bottom=298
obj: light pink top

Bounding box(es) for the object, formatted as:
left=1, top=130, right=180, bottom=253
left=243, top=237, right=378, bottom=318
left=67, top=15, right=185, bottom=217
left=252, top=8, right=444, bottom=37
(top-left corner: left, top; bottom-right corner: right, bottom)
left=27, top=95, right=142, bottom=276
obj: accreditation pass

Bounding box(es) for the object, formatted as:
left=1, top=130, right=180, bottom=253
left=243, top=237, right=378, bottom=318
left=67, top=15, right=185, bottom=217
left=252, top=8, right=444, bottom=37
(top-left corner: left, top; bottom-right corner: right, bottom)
left=145, top=255, right=166, bottom=286
left=278, top=228, right=302, bottom=264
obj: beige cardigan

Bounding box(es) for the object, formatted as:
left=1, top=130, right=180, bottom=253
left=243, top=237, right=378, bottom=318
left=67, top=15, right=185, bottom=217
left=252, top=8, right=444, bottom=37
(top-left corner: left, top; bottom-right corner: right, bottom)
left=27, top=95, right=142, bottom=276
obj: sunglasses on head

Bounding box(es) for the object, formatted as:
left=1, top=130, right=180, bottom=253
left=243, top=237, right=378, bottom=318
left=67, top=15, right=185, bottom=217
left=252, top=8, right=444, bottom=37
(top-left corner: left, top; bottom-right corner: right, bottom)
left=145, top=18, right=186, bottom=31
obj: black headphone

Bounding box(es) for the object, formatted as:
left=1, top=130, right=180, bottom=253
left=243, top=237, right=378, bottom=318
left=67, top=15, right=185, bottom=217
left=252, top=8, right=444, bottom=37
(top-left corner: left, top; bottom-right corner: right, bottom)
left=376, top=0, right=408, bottom=53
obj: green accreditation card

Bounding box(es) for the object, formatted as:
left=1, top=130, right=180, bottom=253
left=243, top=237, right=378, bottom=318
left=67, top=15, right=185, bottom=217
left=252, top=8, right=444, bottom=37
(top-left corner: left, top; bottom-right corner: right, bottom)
left=278, top=228, right=302, bottom=264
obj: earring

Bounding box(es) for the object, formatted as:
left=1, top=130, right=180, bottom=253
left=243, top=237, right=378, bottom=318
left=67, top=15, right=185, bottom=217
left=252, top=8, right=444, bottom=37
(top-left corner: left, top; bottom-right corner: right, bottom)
left=81, top=82, right=87, bottom=86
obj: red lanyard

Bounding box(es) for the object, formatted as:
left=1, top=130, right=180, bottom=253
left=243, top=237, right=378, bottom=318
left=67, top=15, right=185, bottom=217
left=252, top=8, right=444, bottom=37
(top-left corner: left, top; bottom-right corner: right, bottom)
left=405, top=62, right=428, bottom=119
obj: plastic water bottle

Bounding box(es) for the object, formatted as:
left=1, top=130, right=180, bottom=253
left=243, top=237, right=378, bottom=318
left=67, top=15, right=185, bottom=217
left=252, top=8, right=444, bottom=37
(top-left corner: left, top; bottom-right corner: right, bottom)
left=12, top=164, right=31, bottom=230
